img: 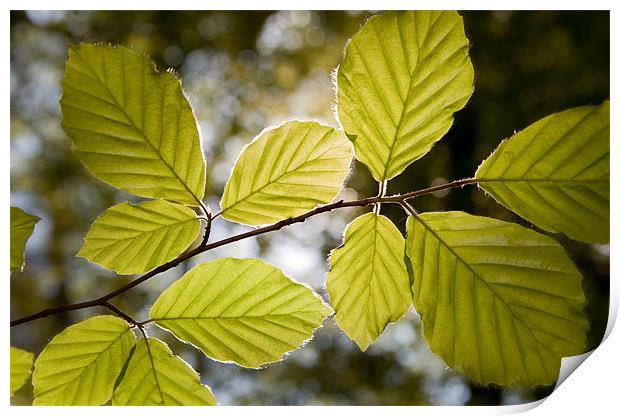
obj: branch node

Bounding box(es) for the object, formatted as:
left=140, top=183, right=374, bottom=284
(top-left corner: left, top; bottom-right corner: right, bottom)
left=99, top=300, right=141, bottom=328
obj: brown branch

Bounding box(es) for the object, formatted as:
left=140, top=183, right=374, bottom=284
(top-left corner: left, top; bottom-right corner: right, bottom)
left=99, top=301, right=141, bottom=327
left=10, top=177, right=478, bottom=327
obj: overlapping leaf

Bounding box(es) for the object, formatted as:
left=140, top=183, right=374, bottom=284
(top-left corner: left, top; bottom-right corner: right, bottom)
left=150, top=257, right=332, bottom=368
left=327, top=213, right=411, bottom=350
left=10, top=347, right=34, bottom=397
left=220, top=120, right=353, bottom=226
left=60, top=43, right=206, bottom=205
left=112, top=338, right=216, bottom=406
left=476, top=102, right=609, bottom=243
left=32, top=316, right=136, bottom=405
left=10, top=207, right=40, bottom=274
left=77, top=200, right=201, bottom=275
left=337, top=10, right=474, bottom=181
left=406, top=211, right=588, bottom=387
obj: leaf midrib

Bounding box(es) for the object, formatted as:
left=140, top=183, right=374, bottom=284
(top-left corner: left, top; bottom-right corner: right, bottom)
left=477, top=178, right=608, bottom=184
left=82, top=216, right=197, bottom=244
left=72, top=49, right=202, bottom=205
left=378, top=12, right=458, bottom=181
left=151, top=312, right=321, bottom=321
left=411, top=213, right=562, bottom=372
left=221, top=129, right=340, bottom=214
left=141, top=339, right=166, bottom=405
left=359, top=215, right=382, bottom=343
left=34, top=327, right=131, bottom=402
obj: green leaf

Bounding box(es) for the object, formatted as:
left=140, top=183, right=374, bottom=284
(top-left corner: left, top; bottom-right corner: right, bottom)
left=112, top=338, right=216, bottom=406
left=10, top=347, right=34, bottom=397
left=406, top=211, right=588, bottom=387
left=150, top=257, right=332, bottom=368
left=77, top=199, right=201, bottom=275
left=10, top=207, right=40, bottom=274
left=476, top=102, right=610, bottom=243
left=337, top=11, right=474, bottom=181
left=327, top=213, right=411, bottom=350
left=32, top=315, right=136, bottom=405
left=60, top=43, right=206, bottom=205
left=220, top=120, right=353, bottom=226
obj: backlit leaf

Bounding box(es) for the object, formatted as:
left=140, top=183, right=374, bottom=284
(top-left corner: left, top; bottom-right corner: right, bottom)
left=337, top=11, right=474, bottom=181
left=10, top=207, right=40, bottom=274
left=220, top=120, right=353, bottom=226
left=61, top=43, right=206, bottom=205
left=10, top=347, right=34, bottom=397
left=476, top=101, right=610, bottom=243
left=112, top=338, right=216, bottom=406
left=32, top=315, right=136, bottom=405
left=406, top=211, right=588, bottom=387
left=77, top=199, right=201, bottom=275
left=150, top=257, right=332, bottom=368
left=327, top=213, right=411, bottom=350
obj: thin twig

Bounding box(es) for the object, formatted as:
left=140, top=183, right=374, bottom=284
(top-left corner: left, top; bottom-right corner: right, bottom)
left=199, top=210, right=213, bottom=247
left=136, top=323, right=149, bottom=339
left=197, top=200, right=209, bottom=218
left=10, top=177, right=479, bottom=327
left=99, top=301, right=141, bottom=327
left=210, top=210, right=222, bottom=220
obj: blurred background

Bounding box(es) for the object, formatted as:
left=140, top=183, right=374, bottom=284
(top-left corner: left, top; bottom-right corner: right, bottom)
left=10, top=10, right=609, bottom=405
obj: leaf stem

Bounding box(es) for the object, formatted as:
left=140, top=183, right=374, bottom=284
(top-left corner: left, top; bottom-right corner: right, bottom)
left=374, top=180, right=388, bottom=215
left=399, top=200, right=417, bottom=216
left=199, top=210, right=213, bottom=247
left=10, top=177, right=479, bottom=327
left=197, top=200, right=210, bottom=218
left=99, top=301, right=141, bottom=328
